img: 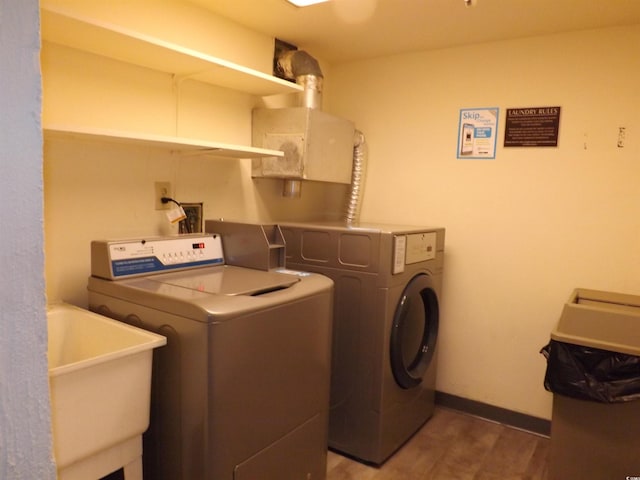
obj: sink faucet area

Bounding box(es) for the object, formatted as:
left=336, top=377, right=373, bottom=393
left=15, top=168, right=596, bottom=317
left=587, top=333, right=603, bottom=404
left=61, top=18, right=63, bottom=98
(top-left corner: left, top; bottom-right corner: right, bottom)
left=47, top=303, right=166, bottom=480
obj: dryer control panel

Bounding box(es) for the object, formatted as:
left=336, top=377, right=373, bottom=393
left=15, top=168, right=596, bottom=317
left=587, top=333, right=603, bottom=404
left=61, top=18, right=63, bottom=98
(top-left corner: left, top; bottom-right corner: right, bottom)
left=406, top=232, right=437, bottom=264
left=393, top=232, right=437, bottom=274
left=91, top=234, right=224, bottom=280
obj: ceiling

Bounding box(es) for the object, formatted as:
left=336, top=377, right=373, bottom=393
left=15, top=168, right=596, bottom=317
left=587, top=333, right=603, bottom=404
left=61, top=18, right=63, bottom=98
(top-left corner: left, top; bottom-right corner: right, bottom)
left=187, top=0, right=640, bottom=64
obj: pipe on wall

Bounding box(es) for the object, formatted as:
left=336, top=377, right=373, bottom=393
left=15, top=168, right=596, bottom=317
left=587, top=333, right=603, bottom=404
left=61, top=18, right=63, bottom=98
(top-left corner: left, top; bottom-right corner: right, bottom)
left=345, top=130, right=366, bottom=224
left=276, top=49, right=366, bottom=213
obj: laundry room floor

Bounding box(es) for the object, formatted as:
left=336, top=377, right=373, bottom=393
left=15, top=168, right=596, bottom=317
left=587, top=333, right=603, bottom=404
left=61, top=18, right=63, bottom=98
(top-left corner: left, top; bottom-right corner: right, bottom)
left=326, top=407, right=549, bottom=480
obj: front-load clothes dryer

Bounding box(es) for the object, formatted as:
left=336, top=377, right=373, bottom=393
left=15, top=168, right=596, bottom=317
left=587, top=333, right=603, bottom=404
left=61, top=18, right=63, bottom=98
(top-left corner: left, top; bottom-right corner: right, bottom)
left=87, top=234, right=333, bottom=480
left=280, top=221, right=444, bottom=465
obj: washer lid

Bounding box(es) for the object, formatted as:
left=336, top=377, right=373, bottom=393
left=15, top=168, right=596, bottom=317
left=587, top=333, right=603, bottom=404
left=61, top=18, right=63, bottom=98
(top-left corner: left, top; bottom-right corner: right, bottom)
left=147, top=266, right=299, bottom=296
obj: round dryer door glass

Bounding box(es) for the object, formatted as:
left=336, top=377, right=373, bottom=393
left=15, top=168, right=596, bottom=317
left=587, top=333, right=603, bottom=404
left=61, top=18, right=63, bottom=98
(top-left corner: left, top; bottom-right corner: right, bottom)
left=390, top=274, right=439, bottom=389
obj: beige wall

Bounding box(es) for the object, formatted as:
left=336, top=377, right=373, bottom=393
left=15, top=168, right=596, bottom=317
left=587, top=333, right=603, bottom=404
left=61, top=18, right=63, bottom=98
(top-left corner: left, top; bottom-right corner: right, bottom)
left=43, top=0, right=640, bottom=421
left=42, top=7, right=347, bottom=305
left=328, top=25, right=640, bottom=419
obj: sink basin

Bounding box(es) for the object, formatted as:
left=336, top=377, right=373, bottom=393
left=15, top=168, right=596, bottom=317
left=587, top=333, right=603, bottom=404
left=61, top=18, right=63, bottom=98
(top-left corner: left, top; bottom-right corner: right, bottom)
left=48, top=303, right=166, bottom=479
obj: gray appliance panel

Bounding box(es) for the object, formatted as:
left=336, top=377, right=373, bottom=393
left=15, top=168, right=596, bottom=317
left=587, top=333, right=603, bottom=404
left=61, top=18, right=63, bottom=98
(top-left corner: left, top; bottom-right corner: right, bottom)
left=280, top=220, right=444, bottom=465
left=87, top=265, right=331, bottom=323
left=89, top=284, right=333, bottom=480
left=146, top=265, right=298, bottom=296
left=88, top=263, right=333, bottom=480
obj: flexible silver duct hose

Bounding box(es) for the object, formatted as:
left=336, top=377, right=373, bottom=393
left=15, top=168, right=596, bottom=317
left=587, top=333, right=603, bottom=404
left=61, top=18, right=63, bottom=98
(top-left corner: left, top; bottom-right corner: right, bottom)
left=345, top=130, right=367, bottom=224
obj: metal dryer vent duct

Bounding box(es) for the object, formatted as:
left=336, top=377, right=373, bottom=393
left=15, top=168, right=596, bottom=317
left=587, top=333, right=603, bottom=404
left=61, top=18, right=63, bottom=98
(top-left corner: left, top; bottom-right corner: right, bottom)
left=277, top=50, right=324, bottom=198
left=278, top=49, right=324, bottom=110
left=252, top=50, right=364, bottom=215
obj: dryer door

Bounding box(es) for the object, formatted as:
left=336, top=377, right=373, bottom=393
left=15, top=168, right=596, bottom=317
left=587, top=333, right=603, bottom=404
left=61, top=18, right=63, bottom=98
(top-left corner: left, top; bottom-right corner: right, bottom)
left=390, top=273, right=439, bottom=389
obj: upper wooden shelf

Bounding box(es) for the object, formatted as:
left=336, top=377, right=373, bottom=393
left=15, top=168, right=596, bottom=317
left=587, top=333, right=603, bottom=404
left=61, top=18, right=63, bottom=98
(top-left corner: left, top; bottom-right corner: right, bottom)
left=44, top=125, right=285, bottom=159
left=40, top=6, right=303, bottom=97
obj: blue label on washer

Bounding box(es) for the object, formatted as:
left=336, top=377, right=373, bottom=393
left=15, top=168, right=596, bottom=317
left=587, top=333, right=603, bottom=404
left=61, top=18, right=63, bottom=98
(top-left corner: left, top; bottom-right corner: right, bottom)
left=111, top=256, right=223, bottom=277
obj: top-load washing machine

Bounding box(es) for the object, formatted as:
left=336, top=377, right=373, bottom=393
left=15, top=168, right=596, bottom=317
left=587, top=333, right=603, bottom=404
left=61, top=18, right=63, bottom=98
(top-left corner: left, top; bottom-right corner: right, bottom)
left=87, top=232, right=333, bottom=480
left=280, top=221, right=445, bottom=465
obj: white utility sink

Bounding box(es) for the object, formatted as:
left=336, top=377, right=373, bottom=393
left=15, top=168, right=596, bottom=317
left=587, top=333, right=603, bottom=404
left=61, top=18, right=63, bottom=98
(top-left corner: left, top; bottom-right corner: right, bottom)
left=48, top=303, right=166, bottom=480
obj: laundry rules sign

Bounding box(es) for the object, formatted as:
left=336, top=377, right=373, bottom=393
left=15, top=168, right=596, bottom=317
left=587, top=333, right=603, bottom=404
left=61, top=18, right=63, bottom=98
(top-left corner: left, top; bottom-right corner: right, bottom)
left=504, top=106, right=561, bottom=147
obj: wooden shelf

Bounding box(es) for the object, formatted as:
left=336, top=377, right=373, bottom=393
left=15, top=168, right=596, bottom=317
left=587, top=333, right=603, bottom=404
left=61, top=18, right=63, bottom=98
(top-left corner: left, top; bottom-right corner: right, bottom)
left=40, top=6, right=302, bottom=97
left=44, top=126, right=284, bottom=159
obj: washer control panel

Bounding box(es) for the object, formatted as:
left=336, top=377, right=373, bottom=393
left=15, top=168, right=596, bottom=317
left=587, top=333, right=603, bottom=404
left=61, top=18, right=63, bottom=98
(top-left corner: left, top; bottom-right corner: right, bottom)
left=91, top=234, right=224, bottom=280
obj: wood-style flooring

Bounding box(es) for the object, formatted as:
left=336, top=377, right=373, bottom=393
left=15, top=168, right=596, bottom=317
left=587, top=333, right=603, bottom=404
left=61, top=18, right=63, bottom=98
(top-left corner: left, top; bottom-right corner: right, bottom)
left=326, top=407, right=549, bottom=480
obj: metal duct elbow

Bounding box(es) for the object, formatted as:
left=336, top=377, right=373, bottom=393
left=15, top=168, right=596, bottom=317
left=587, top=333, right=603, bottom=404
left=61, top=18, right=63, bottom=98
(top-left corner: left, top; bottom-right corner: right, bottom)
left=278, top=50, right=323, bottom=79
left=278, top=50, right=324, bottom=109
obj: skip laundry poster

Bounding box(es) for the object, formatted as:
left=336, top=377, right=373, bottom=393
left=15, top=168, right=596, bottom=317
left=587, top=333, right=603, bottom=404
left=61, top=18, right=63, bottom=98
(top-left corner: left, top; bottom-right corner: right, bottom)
left=457, top=108, right=499, bottom=159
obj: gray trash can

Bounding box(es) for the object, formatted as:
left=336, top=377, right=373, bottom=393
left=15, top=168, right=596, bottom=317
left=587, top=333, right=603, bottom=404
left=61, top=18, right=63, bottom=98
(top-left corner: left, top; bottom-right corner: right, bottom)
left=543, top=288, right=640, bottom=480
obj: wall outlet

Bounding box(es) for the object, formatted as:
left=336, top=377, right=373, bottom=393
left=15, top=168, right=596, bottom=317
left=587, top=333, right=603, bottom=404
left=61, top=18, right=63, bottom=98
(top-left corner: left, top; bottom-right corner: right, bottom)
left=182, top=203, right=203, bottom=233
left=155, top=181, right=172, bottom=210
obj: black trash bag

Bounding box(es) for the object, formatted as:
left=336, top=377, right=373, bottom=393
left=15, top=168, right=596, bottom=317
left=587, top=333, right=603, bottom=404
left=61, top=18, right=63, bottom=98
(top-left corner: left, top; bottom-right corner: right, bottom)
left=541, top=340, right=640, bottom=403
